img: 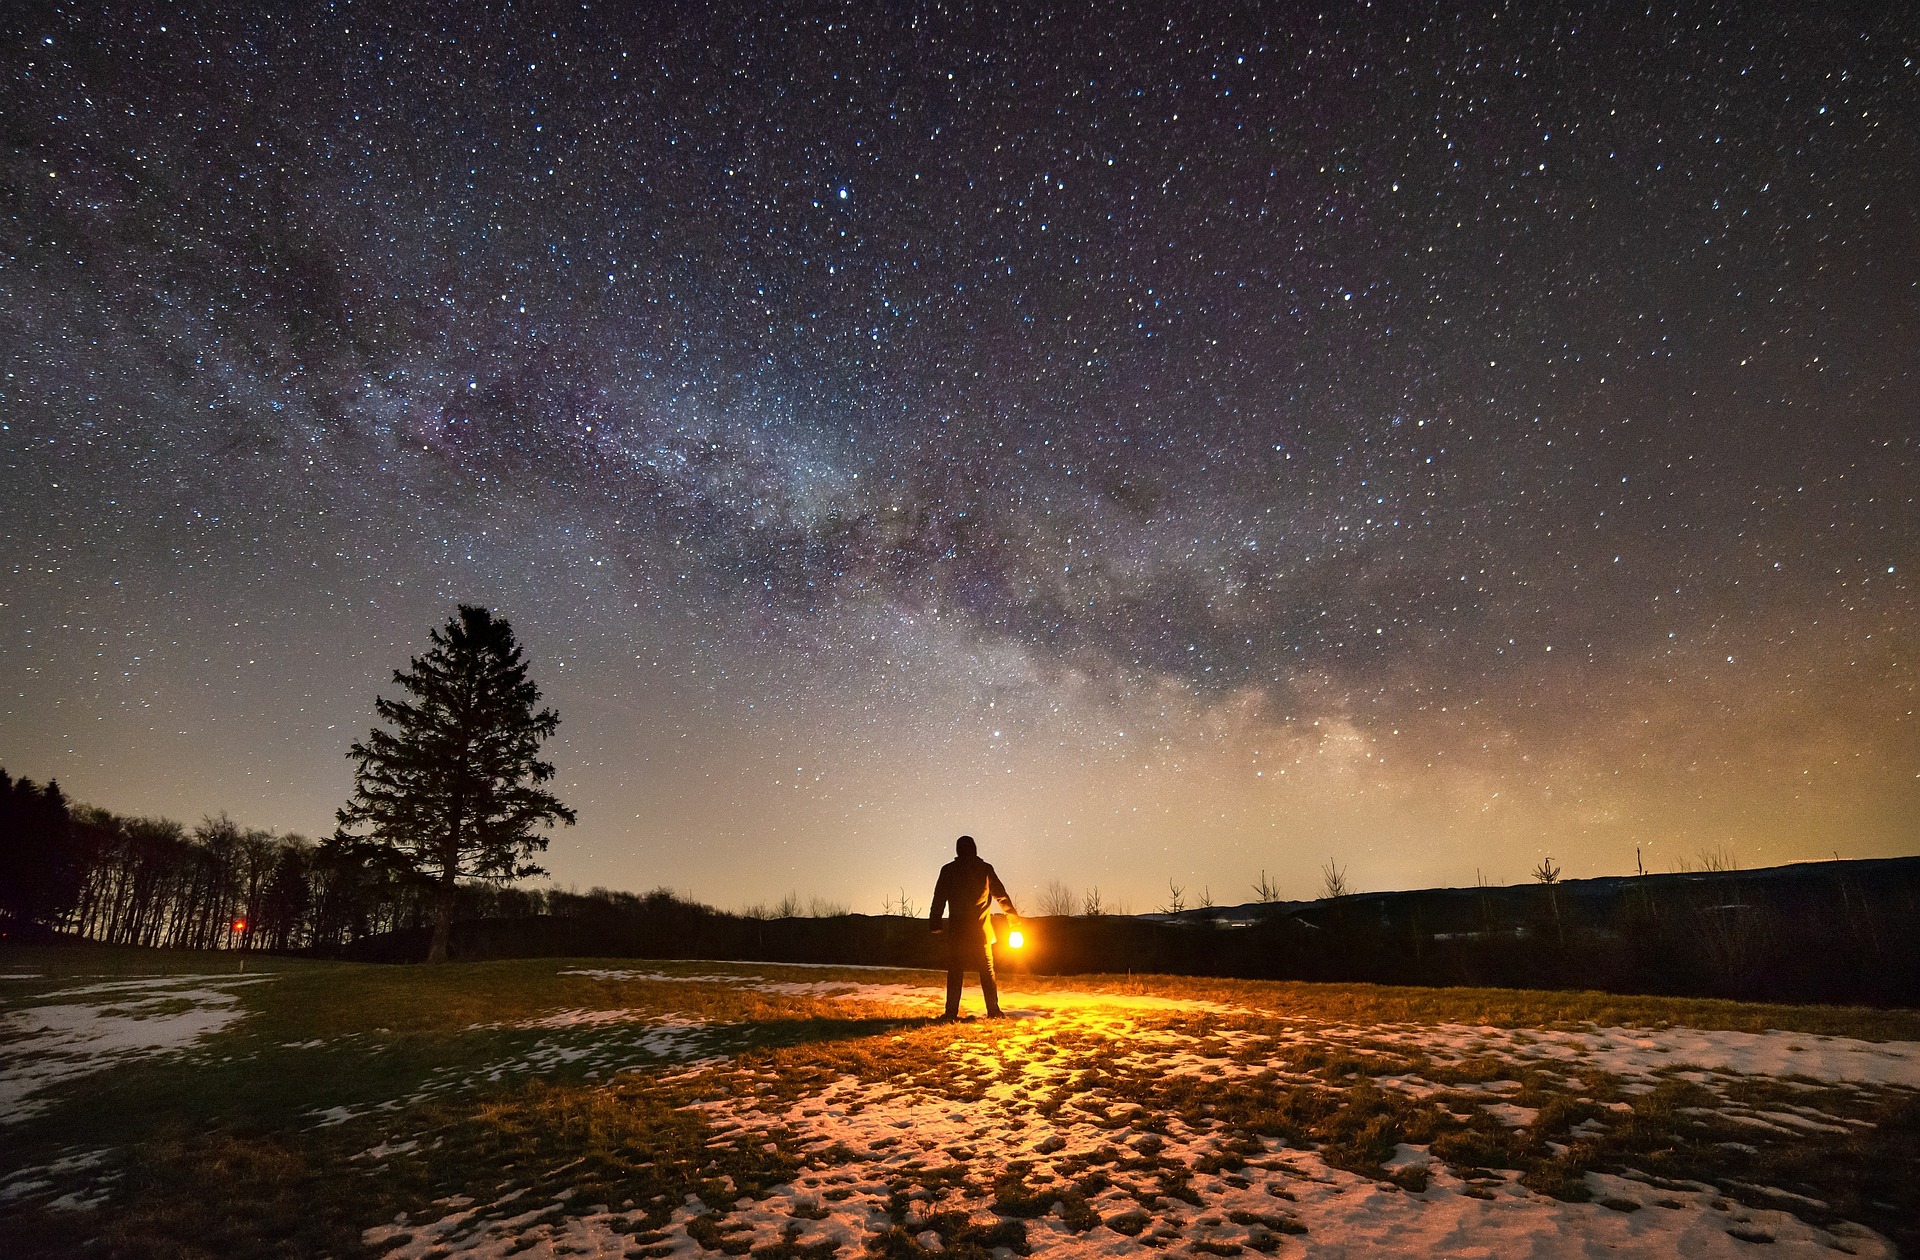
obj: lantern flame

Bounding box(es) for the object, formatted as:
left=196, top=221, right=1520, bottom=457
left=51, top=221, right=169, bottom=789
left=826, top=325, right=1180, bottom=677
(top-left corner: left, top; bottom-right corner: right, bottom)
left=1007, top=929, right=1025, bottom=949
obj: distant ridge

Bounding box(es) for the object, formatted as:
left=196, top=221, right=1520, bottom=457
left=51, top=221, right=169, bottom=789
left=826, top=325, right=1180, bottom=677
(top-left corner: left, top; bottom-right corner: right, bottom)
left=1136, top=854, right=1920, bottom=928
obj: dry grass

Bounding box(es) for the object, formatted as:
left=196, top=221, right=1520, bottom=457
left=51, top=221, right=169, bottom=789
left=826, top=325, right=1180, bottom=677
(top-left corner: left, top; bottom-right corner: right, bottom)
left=3, top=948, right=1917, bottom=1258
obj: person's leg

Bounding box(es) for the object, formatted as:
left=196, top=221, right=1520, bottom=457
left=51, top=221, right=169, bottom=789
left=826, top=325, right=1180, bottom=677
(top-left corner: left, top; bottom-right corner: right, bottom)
left=945, top=963, right=963, bottom=1018
left=980, top=944, right=1002, bottom=1016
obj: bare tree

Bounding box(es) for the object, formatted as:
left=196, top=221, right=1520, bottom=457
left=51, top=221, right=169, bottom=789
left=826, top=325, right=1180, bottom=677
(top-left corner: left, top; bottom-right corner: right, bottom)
left=1036, top=879, right=1077, bottom=917
left=1198, top=885, right=1216, bottom=909
left=1697, top=845, right=1740, bottom=873
left=1251, top=869, right=1282, bottom=903
left=1082, top=886, right=1105, bottom=917
left=1320, top=860, right=1350, bottom=900
left=1532, top=855, right=1565, bottom=946
left=1475, top=867, right=1498, bottom=934
left=1161, top=879, right=1187, bottom=914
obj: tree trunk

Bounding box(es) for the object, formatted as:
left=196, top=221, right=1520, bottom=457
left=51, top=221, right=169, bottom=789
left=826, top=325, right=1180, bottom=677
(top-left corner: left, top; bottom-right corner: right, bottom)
left=427, top=871, right=456, bottom=964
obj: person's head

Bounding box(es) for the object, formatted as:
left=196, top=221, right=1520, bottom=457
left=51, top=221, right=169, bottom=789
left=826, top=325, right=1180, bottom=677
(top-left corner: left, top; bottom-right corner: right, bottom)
left=956, top=834, right=977, bottom=857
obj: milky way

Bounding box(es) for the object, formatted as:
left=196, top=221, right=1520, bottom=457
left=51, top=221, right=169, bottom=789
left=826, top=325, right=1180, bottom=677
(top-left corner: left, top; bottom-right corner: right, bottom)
left=2, top=4, right=1914, bottom=909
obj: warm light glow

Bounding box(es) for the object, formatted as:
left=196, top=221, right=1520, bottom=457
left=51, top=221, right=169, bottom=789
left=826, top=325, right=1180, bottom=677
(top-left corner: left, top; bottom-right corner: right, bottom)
left=1007, top=930, right=1024, bottom=949
left=233, top=919, right=247, bottom=932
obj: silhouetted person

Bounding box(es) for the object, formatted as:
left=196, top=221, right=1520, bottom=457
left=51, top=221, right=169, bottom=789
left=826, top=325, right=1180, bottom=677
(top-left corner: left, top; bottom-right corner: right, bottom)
left=929, top=834, right=1020, bottom=1019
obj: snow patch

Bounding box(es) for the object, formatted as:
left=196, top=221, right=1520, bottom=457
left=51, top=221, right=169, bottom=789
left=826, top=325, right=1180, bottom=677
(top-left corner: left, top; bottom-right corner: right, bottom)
left=0, top=974, right=269, bottom=1123
left=1318, top=1020, right=1920, bottom=1089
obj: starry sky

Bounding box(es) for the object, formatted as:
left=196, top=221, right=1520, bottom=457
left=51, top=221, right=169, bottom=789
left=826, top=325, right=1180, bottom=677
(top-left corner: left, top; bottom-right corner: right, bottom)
left=2, top=3, right=1915, bottom=913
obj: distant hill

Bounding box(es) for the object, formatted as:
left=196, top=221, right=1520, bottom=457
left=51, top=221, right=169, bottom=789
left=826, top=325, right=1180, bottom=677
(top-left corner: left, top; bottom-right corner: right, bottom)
left=1141, top=855, right=1920, bottom=931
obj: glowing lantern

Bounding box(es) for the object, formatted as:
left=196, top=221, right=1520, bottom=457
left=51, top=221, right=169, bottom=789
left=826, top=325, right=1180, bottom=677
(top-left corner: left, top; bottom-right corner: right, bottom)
left=233, top=918, right=247, bottom=933
left=1007, top=929, right=1025, bottom=949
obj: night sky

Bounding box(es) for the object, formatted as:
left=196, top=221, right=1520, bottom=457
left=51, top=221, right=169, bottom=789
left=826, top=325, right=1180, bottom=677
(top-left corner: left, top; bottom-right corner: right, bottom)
left=3, top=4, right=1914, bottom=912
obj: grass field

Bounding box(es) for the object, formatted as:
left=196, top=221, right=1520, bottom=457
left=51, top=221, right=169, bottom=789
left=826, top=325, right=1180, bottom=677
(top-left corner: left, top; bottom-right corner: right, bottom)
left=3, top=944, right=1918, bottom=1258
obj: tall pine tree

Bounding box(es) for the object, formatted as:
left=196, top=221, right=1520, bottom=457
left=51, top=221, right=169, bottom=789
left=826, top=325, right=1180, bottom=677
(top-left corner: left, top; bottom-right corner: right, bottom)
left=337, top=605, right=575, bottom=962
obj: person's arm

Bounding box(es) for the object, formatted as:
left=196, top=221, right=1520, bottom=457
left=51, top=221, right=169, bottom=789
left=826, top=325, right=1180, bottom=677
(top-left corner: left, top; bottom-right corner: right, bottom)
left=987, top=866, right=1018, bottom=919
left=929, top=868, right=950, bottom=931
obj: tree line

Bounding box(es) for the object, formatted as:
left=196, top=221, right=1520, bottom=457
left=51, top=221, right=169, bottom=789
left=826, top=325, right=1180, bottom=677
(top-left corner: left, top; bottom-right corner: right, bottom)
left=0, top=766, right=626, bottom=950
left=1, top=603, right=577, bottom=961
left=2, top=768, right=418, bottom=948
